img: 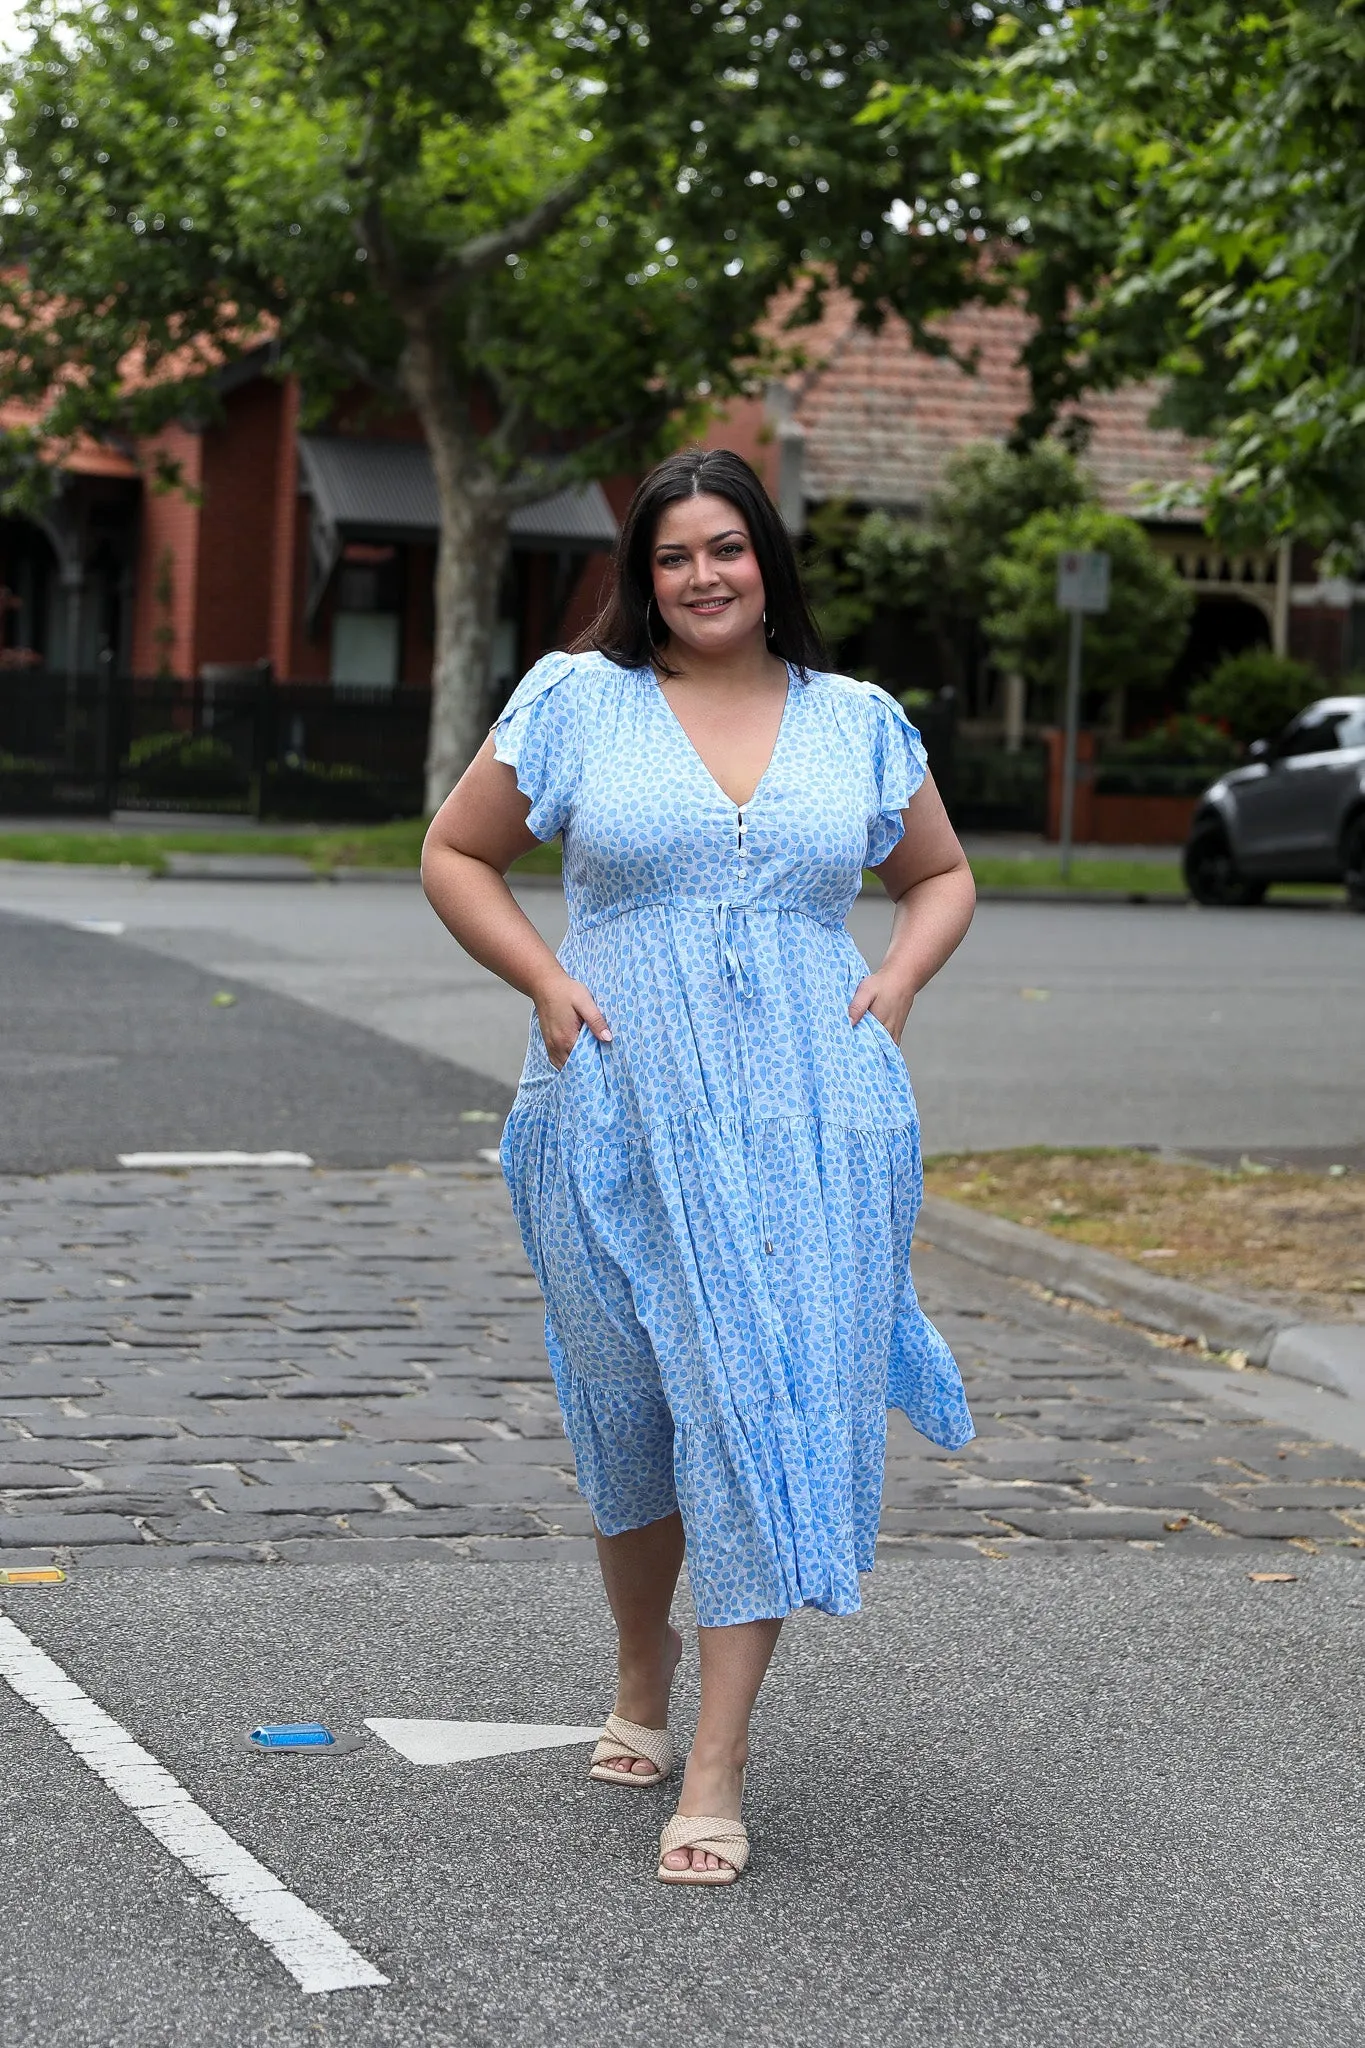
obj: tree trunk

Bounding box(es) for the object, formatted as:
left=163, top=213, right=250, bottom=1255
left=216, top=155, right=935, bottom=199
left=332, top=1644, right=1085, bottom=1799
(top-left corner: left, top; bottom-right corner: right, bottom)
left=424, top=482, right=510, bottom=811
left=401, top=316, right=511, bottom=813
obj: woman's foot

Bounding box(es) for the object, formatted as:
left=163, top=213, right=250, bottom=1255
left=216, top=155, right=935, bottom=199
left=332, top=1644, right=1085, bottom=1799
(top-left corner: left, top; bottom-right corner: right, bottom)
left=598, top=1623, right=683, bottom=1776
left=661, top=1744, right=746, bottom=1874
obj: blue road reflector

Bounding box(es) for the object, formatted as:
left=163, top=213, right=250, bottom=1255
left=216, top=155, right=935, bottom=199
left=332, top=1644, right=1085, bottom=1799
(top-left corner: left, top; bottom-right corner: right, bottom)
left=249, top=1721, right=336, bottom=1750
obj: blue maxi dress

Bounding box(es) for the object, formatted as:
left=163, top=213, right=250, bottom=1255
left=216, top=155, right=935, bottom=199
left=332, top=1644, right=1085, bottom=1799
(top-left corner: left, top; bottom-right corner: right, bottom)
left=496, top=650, right=974, bottom=1627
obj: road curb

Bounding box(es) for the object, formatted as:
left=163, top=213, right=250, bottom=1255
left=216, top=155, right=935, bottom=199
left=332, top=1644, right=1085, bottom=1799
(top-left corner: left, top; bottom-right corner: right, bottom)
left=918, top=1194, right=1295, bottom=1361
left=918, top=1195, right=1365, bottom=1396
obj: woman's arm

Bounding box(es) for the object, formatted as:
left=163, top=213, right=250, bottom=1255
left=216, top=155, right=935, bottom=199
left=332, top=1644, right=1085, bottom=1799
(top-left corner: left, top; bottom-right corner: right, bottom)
left=848, top=769, right=976, bottom=1041
left=421, top=738, right=612, bottom=1067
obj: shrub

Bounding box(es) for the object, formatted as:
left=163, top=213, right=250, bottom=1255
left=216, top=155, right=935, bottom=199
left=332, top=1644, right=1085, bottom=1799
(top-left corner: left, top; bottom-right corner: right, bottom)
left=1188, top=650, right=1322, bottom=744
left=122, top=731, right=248, bottom=798
left=1105, top=714, right=1239, bottom=766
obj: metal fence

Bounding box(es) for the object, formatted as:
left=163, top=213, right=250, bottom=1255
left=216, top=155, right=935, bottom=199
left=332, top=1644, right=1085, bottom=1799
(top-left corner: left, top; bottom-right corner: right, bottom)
left=0, top=666, right=1057, bottom=831
left=0, top=669, right=429, bottom=819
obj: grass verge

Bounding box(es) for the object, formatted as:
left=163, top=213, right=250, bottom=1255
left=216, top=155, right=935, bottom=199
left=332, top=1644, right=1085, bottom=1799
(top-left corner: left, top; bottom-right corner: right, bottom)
left=0, top=824, right=1346, bottom=903
left=923, top=1147, right=1365, bottom=1315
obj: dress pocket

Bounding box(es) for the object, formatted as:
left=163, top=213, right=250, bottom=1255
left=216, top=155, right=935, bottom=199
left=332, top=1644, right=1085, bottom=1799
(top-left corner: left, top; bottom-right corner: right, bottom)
left=861, top=1011, right=904, bottom=1063
left=553, top=1023, right=597, bottom=1078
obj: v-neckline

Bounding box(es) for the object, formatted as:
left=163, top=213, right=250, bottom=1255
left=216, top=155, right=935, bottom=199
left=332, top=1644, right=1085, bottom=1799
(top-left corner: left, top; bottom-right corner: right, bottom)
left=652, top=664, right=795, bottom=813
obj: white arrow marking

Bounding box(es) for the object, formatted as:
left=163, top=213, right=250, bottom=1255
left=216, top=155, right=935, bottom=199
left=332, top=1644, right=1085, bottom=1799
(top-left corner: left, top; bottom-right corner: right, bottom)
left=365, top=1719, right=602, bottom=1767
left=0, top=1616, right=386, bottom=1996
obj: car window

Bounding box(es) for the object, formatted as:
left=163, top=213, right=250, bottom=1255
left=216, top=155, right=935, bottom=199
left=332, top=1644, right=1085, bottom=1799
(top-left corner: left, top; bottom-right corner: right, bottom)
left=1277, top=708, right=1346, bottom=757
left=1338, top=706, right=1365, bottom=750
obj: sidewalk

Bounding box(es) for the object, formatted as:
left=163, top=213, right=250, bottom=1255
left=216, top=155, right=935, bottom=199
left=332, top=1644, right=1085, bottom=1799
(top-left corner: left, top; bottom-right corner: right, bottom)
left=5, top=1165, right=1364, bottom=1568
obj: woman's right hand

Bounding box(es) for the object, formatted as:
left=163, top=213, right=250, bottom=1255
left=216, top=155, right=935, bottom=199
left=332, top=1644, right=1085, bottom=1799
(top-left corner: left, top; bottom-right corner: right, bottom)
left=535, top=974, right=613, bottom=1069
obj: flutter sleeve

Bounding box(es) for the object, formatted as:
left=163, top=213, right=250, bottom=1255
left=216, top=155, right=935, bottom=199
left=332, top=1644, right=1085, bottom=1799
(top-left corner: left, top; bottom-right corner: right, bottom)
left=865, top=683, right=930, bottom=869
left=490, top=652, right=581, bottom=842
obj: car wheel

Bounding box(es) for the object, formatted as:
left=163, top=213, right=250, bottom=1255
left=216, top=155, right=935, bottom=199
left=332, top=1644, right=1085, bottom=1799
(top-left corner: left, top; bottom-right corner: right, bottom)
left=1343, top=813, right=1365, bottom=913
left=1183, top=820, right=1268, bottom=906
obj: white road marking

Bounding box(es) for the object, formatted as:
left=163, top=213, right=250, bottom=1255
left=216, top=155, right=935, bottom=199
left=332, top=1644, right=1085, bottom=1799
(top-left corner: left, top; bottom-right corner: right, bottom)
left=70, top=919, right=126, bottom=936
left=0, top=1616, right=387, bottom=1996
left=116, top=1151, right=315, bottom=1169
left=366, top=1718, right=602, bottom=1766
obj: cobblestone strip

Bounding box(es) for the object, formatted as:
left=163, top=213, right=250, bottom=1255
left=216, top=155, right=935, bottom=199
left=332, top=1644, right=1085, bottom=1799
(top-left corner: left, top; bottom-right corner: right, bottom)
left=2, top=1167, right=1364, bottom=1570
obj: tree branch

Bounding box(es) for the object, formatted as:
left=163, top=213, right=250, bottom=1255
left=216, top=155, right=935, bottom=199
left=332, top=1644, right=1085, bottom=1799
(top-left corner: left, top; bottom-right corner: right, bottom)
left=492, top=411, right=663, bottom=512
left=425, top=175, right=587, bottom=299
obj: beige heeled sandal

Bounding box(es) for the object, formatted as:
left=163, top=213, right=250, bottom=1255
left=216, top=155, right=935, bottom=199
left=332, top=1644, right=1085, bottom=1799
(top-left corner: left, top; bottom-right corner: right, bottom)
left=657, top=1810, right=750, bottom=1886
left=588, top=1712, right=675, bottom=1788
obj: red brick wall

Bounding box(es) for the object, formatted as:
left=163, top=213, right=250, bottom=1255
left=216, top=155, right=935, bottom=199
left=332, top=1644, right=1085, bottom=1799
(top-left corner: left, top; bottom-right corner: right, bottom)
left=129, top=424, right=203, bottom=675
left=700, top=395, right=778, bottom=494
left=194, top=379, right=284, bottom=671
left=268, top=378, right=301, bottom=678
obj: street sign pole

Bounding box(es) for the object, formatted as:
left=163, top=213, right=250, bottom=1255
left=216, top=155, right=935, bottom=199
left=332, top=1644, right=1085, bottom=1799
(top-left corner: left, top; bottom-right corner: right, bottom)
left=1059, top=607, right=1083, bottom=881
left=1053, top=549, right=1111, bottom=882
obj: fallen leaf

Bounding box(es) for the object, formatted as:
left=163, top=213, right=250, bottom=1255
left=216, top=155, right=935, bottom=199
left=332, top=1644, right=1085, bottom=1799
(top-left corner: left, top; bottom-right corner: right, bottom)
left=1164, top=1517, right=1191, bottom=1532
left=458, top=1110, right=501, bottom=1123
left=1020, top=987, right=1050, bottom=1001
left=211, top=991, right=236, bottom=1007
left=1248, top=1572, right=1297, bottom=1583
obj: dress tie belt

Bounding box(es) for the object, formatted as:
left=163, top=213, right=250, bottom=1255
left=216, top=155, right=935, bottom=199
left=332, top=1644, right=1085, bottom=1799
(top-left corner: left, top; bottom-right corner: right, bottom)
left=715, top=902, right=755, bottom=999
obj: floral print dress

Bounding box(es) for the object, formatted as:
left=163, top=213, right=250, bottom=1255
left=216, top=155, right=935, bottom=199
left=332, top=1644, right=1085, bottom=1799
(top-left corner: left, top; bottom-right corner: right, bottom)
left=495, top=650, right=973, bottom=1627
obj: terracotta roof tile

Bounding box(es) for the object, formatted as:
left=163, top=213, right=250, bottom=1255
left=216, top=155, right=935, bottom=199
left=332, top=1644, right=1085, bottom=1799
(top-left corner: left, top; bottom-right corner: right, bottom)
left=792, top=295, right=1208, bottom=522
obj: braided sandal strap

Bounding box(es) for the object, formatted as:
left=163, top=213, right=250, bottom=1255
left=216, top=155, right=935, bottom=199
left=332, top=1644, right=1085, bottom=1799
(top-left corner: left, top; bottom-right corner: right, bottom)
left=658, top=1812, right=750, bottom=1874
left=592, top=1713, right=674, bottom=1776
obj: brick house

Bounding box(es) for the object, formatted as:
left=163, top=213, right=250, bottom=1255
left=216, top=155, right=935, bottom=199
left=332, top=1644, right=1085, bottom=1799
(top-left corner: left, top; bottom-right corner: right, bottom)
left=0, top=347, right=617, bottom=696
left=704, top=294, right=1363, bottom=738
left=3, top=294, right=1357, bottom=740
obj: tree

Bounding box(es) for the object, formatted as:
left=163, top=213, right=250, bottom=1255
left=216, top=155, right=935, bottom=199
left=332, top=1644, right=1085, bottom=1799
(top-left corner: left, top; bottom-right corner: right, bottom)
left=983, top=506, right=1192, bottom=721
left=0, top=0, right=991, bottom=807
left=863, top=3, right=1365, bottom=554
left=802, top=439, right=1092, bottom=691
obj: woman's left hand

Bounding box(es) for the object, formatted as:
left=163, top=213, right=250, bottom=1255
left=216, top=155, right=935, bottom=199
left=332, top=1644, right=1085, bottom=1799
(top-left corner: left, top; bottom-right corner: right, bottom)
left=848, top=972, right=915, bottom=1044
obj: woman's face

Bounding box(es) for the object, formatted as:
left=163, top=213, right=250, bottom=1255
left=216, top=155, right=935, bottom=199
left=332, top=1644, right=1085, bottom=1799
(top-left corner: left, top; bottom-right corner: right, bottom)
left=649, top=493, right=767, bottom=658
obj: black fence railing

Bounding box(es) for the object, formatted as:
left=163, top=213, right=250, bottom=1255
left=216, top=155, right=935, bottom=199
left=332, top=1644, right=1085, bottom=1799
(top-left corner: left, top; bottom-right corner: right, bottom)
left=0, top=670, right=430, bottom=819
left=0, top=667, right=1057, bottom=832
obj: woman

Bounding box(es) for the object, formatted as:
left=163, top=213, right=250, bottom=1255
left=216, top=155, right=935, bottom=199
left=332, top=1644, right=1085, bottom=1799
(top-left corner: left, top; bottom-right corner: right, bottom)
left=422, top=447, right=975, bottom=1887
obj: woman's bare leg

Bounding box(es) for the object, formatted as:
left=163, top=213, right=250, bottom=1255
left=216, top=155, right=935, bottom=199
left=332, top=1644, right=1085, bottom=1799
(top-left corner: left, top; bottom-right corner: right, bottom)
left=663, top=1617, right=782, bottom=1872
left=594, top=1512, right=687, bottom=1772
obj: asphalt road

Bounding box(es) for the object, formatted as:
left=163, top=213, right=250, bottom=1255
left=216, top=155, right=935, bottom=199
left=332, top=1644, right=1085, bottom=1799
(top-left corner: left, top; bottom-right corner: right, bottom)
left=0, top=909, right=511, bottom=1172
left=0, top=864, right=1361, bottom=1163
left=4, top=1552, right=1363, bottom=2048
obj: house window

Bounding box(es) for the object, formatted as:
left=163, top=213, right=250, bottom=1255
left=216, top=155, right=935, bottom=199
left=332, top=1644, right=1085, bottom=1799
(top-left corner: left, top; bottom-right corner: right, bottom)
left=331, top=543, right=403, bottom=690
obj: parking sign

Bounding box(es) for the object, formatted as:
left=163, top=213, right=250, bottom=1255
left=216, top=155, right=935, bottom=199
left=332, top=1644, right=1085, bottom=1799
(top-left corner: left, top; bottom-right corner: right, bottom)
left=1056, top=550, right=1111, bottom=614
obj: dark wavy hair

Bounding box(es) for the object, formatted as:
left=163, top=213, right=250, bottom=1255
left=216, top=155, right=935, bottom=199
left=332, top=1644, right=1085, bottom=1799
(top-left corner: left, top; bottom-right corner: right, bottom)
left=576, top=447, right=826, bottom=678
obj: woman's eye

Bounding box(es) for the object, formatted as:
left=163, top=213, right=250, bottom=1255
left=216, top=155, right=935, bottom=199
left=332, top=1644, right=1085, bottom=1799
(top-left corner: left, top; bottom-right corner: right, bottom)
left=716, top=543, right=744, bottom=558
left=656, top=554, right=686, bottom=569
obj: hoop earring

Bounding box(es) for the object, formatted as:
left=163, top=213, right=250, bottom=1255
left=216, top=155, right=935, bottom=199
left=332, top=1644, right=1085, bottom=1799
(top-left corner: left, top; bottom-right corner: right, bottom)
left=763, top=607, right=775, bottom=640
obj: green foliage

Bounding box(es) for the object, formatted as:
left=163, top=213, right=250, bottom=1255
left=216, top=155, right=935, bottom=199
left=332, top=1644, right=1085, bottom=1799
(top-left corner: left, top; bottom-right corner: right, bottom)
left=983, top=507, right=1193, bottom=710
left=800, top=500, right=877, bottom=654
left=1106, top=714, right=1239, bottom=767
left=801, top=441, right=1095, bottom=678
left=122, top=731, right=247, bottom=796
left=864, top=3, right=1365, bottom=550
left=924, top=442, right=1093, bottom=616
left=1188, top=651, right=1323, bottom=745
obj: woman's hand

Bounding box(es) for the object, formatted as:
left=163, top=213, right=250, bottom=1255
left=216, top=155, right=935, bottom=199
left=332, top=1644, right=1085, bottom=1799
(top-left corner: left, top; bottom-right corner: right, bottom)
left=848, top=971, right=915, bottom=1044
left=535, top=973, right=614, bottom=1069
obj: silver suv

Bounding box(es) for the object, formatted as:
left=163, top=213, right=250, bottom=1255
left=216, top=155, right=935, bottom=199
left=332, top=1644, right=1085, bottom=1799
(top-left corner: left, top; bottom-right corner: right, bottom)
left=1184, top=695, right=1365, bottom=910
